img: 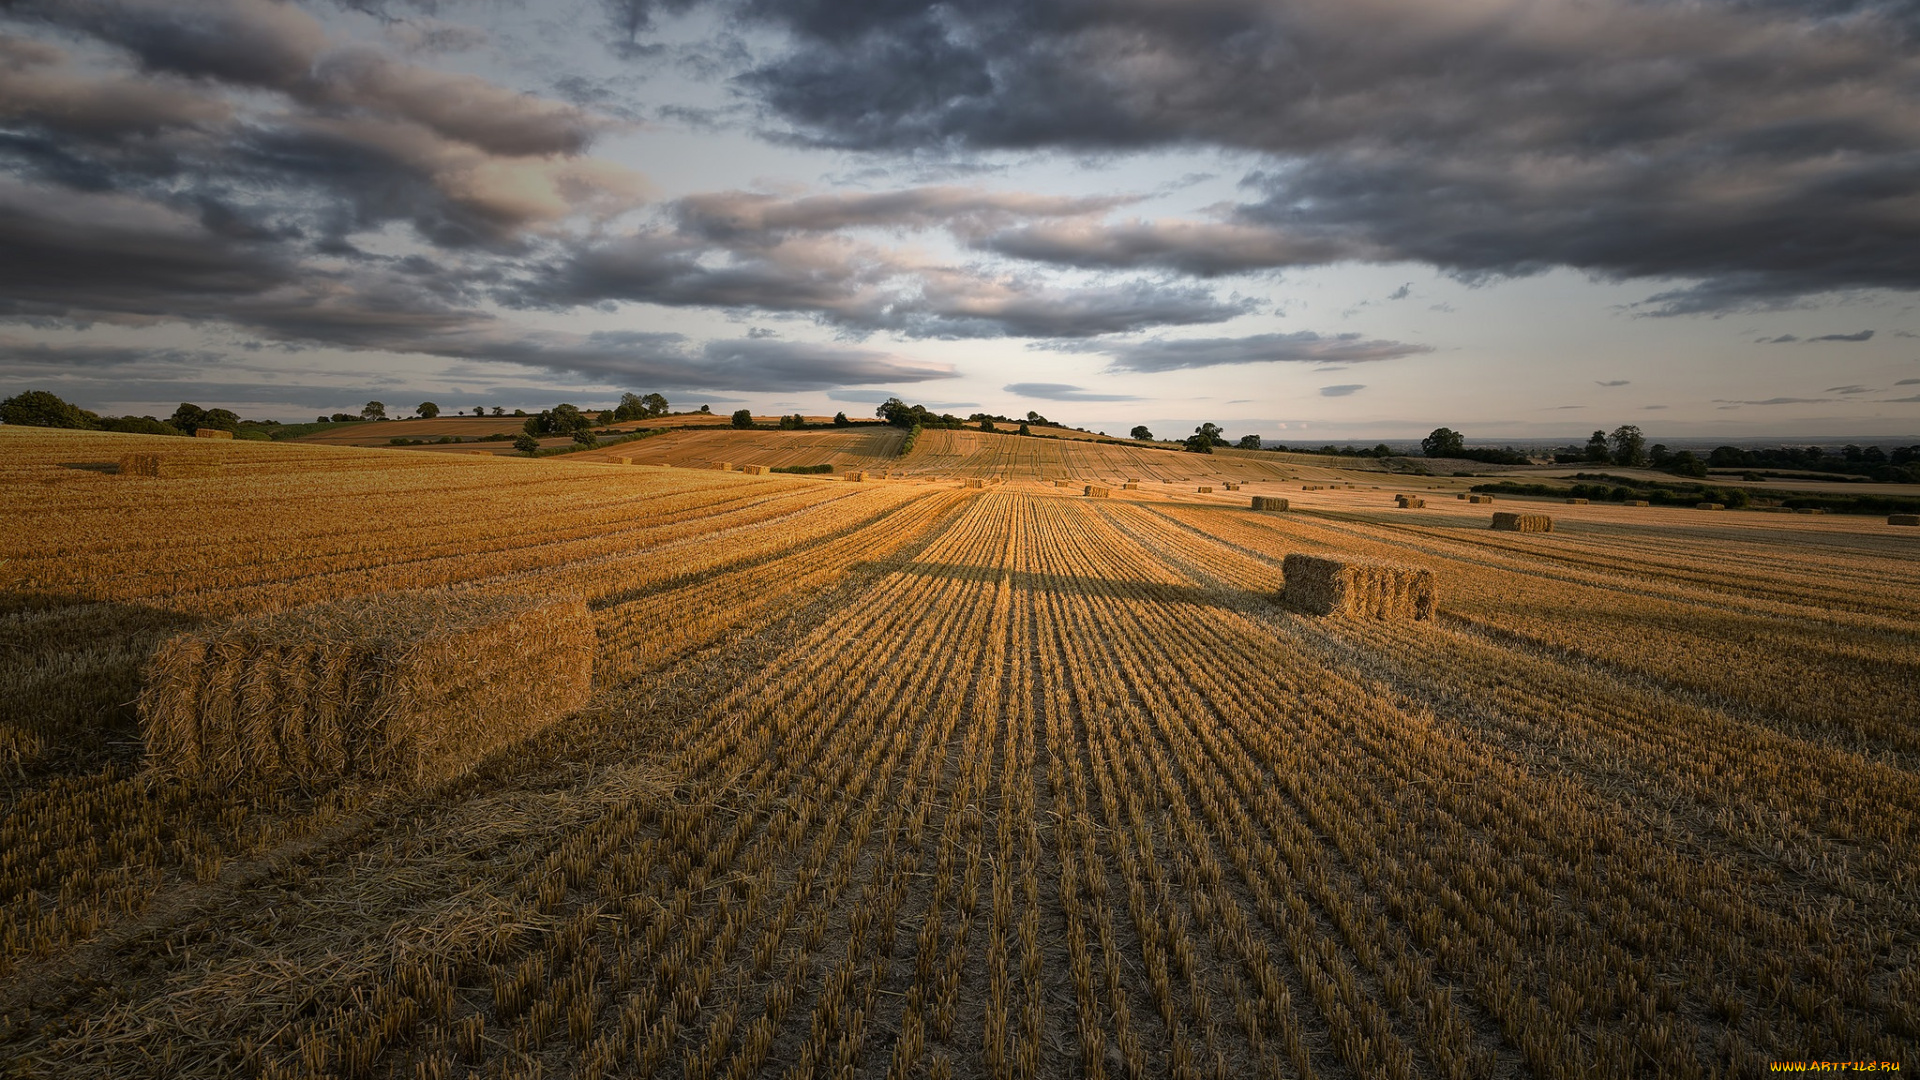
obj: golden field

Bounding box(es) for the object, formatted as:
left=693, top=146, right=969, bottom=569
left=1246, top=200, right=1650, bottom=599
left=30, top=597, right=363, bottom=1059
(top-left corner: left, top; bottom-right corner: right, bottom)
left=1, top=427, right=1915, bottom=1079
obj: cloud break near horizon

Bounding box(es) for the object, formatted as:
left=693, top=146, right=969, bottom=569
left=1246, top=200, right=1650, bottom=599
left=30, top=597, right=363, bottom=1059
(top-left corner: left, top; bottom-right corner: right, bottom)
left=1, top=0, right=1918, bottom=439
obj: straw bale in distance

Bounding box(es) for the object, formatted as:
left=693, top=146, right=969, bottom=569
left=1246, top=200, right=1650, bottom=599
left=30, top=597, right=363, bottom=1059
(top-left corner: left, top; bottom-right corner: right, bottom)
left=716, top=461, right=732, bottom=471
left=1491, top=512, right=1553, bottom=533
left=1565, top=497, right=1588, bottom=504
left=1251, top=496, right=1289, bottom=511
left=193, top=428, right=234, bottom=440
left=118, top=453, right=160, bottom=477
left=139, top=592, right=594, bottom=791
left=1224, top=482, right=1242, bottom=491
left=1631, top=500, right=1650, bottom=507
left=466, top=450, right=491, bottom=456
left=743, top=464, right=768, bottom=475
left=1794, top=507, right=1823, bottom=515
left=1197, top=485, right=1213, bottom=493
left=846, top=471, right=864, bottom=482
left=1456, top=493, right=1468, bottom=500
left=1889, top=514, right=1919, bottom=525
left=1396, top=496, right=1426, bottom=508
left=1054, top=479, right=1074, bottom=488
left=1467, top=495, right=1487, bottom=504
left=1085, top=485, right=1111, bottom=498
left=1282, top=553, right=1435, bottom=620
left=1122, top=482, right=1139, bottom=490
left=1696, top=502, right=1724, bottom=510
left=965, top=478, right=985, bottom=489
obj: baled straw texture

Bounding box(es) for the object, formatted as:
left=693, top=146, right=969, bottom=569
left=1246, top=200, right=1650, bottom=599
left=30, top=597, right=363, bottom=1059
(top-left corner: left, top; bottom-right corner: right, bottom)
left=964, top=478, right=985, bottom=488
left=139, top=592, right=594, bottom=791
left=1197, top=486, right=1214, bottom=493
left=118, top=453, right=160, bottom=477
left=1085, top=485, right=1111, bottom=498
left=1889, top=514, right=1919, bottom=526
left=1251, top=496, right=1289, bottom=511
left=1054, top=479, right=1075, bottom=488
left=1696, top=502, right=1724, bottom=510
left=193, top=428, right=234, bottom=439
left=1565, top=497, right=1588, bottom=504
left=743, top=464, right=768, bottom=475
left=1467, top=495, right=1488, bottom=504
left=1630, top=500, right=1650, bottom=506
left=1282, top=554, right=1435, bottom=620
left=1396, top=496, right=1426, bottom=508
left=1122, top=482, right=1139, bottom=490
left=1491, top=512, right=1553, bottom=532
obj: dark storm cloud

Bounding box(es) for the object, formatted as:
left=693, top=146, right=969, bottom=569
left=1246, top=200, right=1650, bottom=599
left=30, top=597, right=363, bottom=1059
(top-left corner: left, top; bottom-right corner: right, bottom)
left=1825, top=385, right=1873, bottom=394
left=1808, top=330, right=1876, bottom=342
left=1715, top=397, right=1836, bottom=405
left=494, top=333, right=956, bottom=391
left=1002, top=383, right=1139, bottom=403
left=1062, top=332, right=1434, bottom=374
left=718, top=0, right=1920, bottom=308
left=1897, top=378, right=1920, bottom=386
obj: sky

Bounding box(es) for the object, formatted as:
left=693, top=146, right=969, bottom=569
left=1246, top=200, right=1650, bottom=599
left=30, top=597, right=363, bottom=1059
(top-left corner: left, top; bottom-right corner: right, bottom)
left=2, top=0, right=1918, bottom=442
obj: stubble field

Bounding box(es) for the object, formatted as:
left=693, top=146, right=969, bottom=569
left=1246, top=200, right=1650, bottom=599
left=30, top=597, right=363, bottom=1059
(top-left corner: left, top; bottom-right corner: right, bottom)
left=1, top=427, right=1914, bottom=1079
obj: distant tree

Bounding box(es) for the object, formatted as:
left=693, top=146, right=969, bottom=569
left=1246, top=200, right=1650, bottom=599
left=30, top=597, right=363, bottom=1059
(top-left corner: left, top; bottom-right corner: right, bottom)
left=699, top=404, right=711, bottom=413
left=96, top=415, right=182, bottom=436
left=778, top=413, right=805, bottom=430
left=1017, top=421, right=1031, bottom=437
left=572, top=429, right=598, bottom=446
left=1667, top=449, right=1707, bottom=477
left=1184, top=422, right=1222, bottom=454
left=1131, top=425, right=1153, bottom=441
left=362, top=401, right=387, bottom=421
left=1373, top=443, right=1393, bottom=458
left=641, top=393, right=669, bottom=417
left=1, top=390, right=94, bottom=428
left=1585, top=430, right=1611, bottom=464
left=1421, top=427, right=1465, bottom=458
left=1237, top=434, right=1262, bottom=450
left=979, top=417, right=996, bottom=432
left=513, top=432, right=540, bottom=454
left=472, top=405, right=485, bottom=416
left=833, top=411, right=850, bottom=427
left=1648, top=443, right=1672, bottom=466
left=330, top=412, right=358, bottom=423
left=170, top=403, right=238, bottom=434
left=317, top=416, right=330, bottom=424
left=1609, top=424, right=1647, bottom=467
left=731, top=408, right=754, bottom=429
left=492, top=406, right=505, bottom=416
left=1026, top=410, right=1046, bottom=424
left=417, top=402, right=440, bottom=418
left=512, top=408, right=526, bottom=417
left=597, top=410, right=614, bottom=425
left=614, top=392, right=647, bottom=421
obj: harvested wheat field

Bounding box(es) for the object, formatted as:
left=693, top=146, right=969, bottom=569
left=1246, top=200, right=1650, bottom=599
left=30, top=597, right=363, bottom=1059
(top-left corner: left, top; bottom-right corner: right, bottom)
left=569, top=427, right=906, bottom=472
left=2, top=427, right=1916, bottom=1079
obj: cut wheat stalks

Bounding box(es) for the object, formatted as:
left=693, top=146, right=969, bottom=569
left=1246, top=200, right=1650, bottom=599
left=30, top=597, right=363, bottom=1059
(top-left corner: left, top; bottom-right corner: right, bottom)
left=193, top=428, right=234, bottom=440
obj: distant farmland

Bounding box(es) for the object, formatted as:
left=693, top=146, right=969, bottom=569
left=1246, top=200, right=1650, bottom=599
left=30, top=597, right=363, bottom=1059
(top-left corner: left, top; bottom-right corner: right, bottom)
left=2, top=427, right=1914, bottom=1079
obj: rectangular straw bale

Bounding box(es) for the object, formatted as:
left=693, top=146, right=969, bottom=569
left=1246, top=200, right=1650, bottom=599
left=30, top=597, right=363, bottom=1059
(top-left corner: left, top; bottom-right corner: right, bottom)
left=965, top=478, right=985, bottom=488
left=1491, top=512, right=1553, bottom=533
left=846, top=471, right=864, bottom=482
left=1630, top=500, right=1650, bottom=506
left=1794, top=507, right=1822, bottom=515
left=743, top=464, right=768, bottom=475
left=1565, top=497, right=1588, bottom=504
left=1054, top=479, right=1074, bottom=488
left=1282, top=553, right=1435, bottom=620
left=616, top=456, right=633, bottom=465
left=1401, top=497, right=1426, bottom=508
left=716, top=461, right=732, bottom=471
left=118, top=453, right=160, bottom=477
left=1122, top=482, right=1139, bottom=490
left=1251, top=496, right=1289, bottom=511
left=140, top=592, right=593, bottom=792
left=1456, top=493, right=1468, bottom=499
left=1889, top=514, right=1919, bottom=525
left=1224, top=482, right=1242, bottom=491
left=193, top=428, right=234, bottom=439
left=1197, top=485, right=1214, bottom=493
left=1085, top=485, right=1111, bottom=498
left=1467, top=495, right=1487, bottom=504
left=1301, top=484, right=1323, bottom=491
left=1696, top=502, right=1724, bottom=510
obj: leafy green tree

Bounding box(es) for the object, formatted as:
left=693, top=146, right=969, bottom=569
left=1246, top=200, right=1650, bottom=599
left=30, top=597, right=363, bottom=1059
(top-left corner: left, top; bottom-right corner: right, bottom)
left=1017, top=421, right=1031, bottom=437
left=833, top=411, right=850, bottom=427
left=731, top=408, right=754, bottom=429
left=597, top=410, right=614, bottom=425
left=513, top=433, right=540, bottom=454
left=417, top=402, right=440, bottom=418
left=362, top=401, right=387, bottom=421
left=1585, top=430, right=1611, bottom=463
left=551, top=404, right=589, bottom=432
left=1130, top=425, right=1153, bottom=440
left=641, top=393, right=669, bottom=417
left=779, top=413, right=805, bottom=430
left=572, top=429, right=598, bottom=446
left=1, top=390, right=94, bottom=428
left=615, top=392, right=647, bottom=421
left=1184, top=422, right=1222, bottom=454
left=979, top=417, right=996, bottom=432
left=1609, top=424, right=1648, bottom=467
left=492, top=406, right=504, bottom=416
left=699, top=404, right=711, bottom=414
left=1421, top=427, right=1465, bottom=458
left=1237, top=434, right=1262, bottom=450
left=473, top=405, right=486, bottom=416
left=1373, top=443, right=1393, bottom=457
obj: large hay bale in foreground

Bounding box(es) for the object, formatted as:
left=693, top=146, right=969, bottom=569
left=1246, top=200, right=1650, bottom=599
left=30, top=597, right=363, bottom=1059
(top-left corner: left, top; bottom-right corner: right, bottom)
left=1890, top=514, right=1919, bottom=526
left=118, top=453, right=160, bottom=477
left=193, top=428, right=234, bottom=440
left=1282, top=554, right=1435, bottom=620
left=716, top=461, right=733, bottom=471
left=1396, top=496, right=1426, bottom=508
left=1251, top=496, right=1289, bottom=511
left=845, top=471, right=864, bottom=482
left=1491, top=512, right=1553, bottom=533
left=1085, top=485, right=1111, bottom=498
left=139, top=593, right=593, bottom=791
